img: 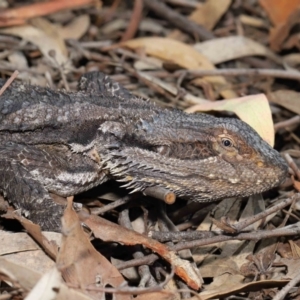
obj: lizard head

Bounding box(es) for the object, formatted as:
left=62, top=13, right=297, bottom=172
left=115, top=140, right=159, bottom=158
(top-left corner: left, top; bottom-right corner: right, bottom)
left=105, top=110, right=288, bottom=202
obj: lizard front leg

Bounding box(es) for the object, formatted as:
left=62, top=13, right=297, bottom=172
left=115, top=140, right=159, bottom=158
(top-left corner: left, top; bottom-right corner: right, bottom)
left=0, top=142, right=107, bottom=231
left=0, top=159, right=63, bottom=231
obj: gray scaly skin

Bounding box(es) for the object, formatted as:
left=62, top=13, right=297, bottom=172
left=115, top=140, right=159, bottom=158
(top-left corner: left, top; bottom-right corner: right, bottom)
left=0, top=72, right=288, bottom=231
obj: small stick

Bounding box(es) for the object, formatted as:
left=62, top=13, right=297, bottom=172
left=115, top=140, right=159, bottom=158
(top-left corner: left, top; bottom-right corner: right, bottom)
left=176, top=68, right=300, bottom=81
left=91, top=195, right=133, bottom=215
left=274, top=115, right=300, bottom=131
left=120, top=0, right=143, bottom=42
left=273, top=269, right=300, bottom=300
left=284, top=154, right=300, bottom=181
left=149, top=230, right=215, bottom=242
left=143, top=0, right=214, bottom=40
left=116, top=253, right=159, bottom=270
left=0, top=70, right=19, bottom=96
left=233, top=194, right=298, bottom=232
left=172, top=221, right=300, bottom=251
left=143, top=186, right=176, bottom=204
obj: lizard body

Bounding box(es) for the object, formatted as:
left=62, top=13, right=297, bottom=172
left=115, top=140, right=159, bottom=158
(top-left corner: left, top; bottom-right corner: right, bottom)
left=0, top=72, right=288, bottom=230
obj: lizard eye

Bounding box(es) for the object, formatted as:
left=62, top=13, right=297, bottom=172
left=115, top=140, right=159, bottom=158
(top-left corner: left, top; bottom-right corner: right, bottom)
left=221, top=138, right=233, bottom=148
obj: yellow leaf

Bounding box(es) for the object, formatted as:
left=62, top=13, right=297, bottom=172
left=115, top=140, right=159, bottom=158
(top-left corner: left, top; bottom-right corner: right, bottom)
left=185, top=94, right=274, bottom=146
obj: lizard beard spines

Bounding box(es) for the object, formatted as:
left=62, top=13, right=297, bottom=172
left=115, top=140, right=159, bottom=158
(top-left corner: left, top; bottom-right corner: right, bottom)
left=103, top=143, right=288, bottom=203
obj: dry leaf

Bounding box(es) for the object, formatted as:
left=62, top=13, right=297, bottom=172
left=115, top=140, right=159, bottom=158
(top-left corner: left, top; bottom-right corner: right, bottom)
left=280, top=257, right=300, bottom=279
left=194, top=36, right=282, bottom=65
left=188, top=0, right=231, bottom=30
left=239, top=15, right=267, bottom=28
left=137, top=71, right=207, bottom=103
left=269, top=90, right=300, bottom=115
left=294, top=180, right=300, bottom=191
left=0, top=230, right=58, bottom=274
left=197, top=276, right=287, bottom=300
left=26, top=268, right=63, bottom=300
left=288, top=240, right=300, bottom=259
left=26, top=267, right=92, bottom=300
left=1, top=211, right=59, bottom=260
left=259, top=0, right=300, bottom=25
left=135, top=292, right=176, bottom=300
left=269, top=7, right=300, bottom=51
left=57, top=198, right=130, bottom=300
left=122, top=37, right=237, bottom=99
left=259, top=0, right=300, bottom=51
left=185, top=94, right=274, bottom=146
left=0, top=258, right=41, bottom=291
left=58, top=14, right=90, bottom=40
left=0, top=25, right=69, bottom=67
left=168, top=0, right=231, bottom=40
left=79, top=212, right=202, bottom=290
left=283, top=53, right=300, bottom=66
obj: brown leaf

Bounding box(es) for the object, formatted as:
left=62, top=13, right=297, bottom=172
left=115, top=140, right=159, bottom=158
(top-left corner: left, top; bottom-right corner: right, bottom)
left=0, top=25, right=69, bottom=67
left=58, top=14, right=91, bottom=40
left=0, top=258, right=41, bottom=291
left=259, top=0, right=300, bottom=51
left=122, top=37, right=237, bottom=99
left=188, top=0, right=231, bottom=30
left=0, top=230, right=58, bottom=275
left=57, top=198, right=130, bottom=300
left=79, top=212, right=202, bottom=290
left=294, top=180, right=300, bottom=192
left=269, top=90, right=300, bottom=115
left=168, top=0, right=231, bottom=41
left=259, top=0, right=300, bottom=25
left=269, top=7, right=300, bottom=51
left=199, top=275, right=287, bottom=300
left=1, top=211, right=59, bottom=260
left=194, top=36, right=281, bottom=65
left=135, top=291, right=176, bottom=300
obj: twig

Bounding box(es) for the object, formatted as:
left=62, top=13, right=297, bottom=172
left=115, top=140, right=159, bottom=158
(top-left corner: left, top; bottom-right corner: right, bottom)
left=0, top=70, right=19, bottom=96
left=116, top=253, right=159, bottom=270
left=232, top=194, right=298, bottom=232
left=48, top=50, right=70, bottom=91
left=176, top=68, right=300, bottom=81
left=0, top=0, right=96, bottom=27
left=91, top=195, right=133, bottom=215
left=120, top=0, right=143, bottom=42
left=172, top=222, right=300, bottom=251
left=143, top=186, right=176, bottom=204
left=273, top=269, right=300, bottom=300
left=150, top=194, right=299, bottom=243
left=274, top=115, right=300, bottom=131
left=119, top=209, right=156, bottom=287
left=149, top=230, right=215, bottom=242
left=143, top=0, right=214, bottom=40
left=150, top=193, right=298, bottom=242
left=284, top=154, right=300, bottom=181
left=165, top=0, right=199, bottom=8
